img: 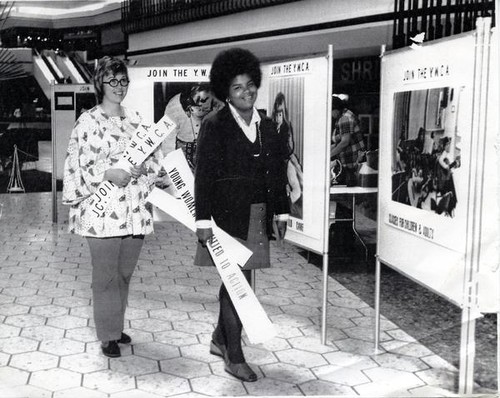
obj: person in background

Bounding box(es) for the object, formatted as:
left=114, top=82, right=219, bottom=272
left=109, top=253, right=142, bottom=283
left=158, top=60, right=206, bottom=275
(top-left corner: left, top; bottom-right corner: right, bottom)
left=194, top=48, right=289, bottom=382
left=330, top=95, right=366, bottom=185
left=329, top=96, right=366, bottom=257
left=162, top=84, right=222, bottom=168
left=271, top=92, right=303, bottom=218
left=62, top=56, right=164, bottom=358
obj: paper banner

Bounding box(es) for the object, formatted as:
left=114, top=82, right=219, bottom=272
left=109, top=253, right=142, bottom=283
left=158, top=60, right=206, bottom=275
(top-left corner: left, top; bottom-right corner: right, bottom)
left=160, top=149, right=253, bottom=266
left=89, top=114, right=176, bottom=218
left=149, top=149, right=276, bottom=343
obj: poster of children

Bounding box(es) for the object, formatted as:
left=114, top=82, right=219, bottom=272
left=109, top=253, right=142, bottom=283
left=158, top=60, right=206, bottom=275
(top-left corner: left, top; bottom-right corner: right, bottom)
left=391, top=86, right=462, bottom=218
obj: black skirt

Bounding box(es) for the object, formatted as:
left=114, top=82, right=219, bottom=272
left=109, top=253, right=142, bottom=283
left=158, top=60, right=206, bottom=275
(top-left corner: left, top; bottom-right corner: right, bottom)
left=194, top=203, right=270, bottom=270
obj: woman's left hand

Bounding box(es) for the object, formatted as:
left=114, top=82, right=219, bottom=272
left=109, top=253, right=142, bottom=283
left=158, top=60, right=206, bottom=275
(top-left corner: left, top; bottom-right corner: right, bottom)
left=276, top=220, right=287, bottom=243
left=130, top=164, right=147, bottom=179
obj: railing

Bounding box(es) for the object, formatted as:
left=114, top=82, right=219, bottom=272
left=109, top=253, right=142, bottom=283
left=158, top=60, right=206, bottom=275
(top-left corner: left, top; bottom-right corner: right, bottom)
left=122, top=0, right=301, bottom=34
left=393, top=0, right=495, bottom=49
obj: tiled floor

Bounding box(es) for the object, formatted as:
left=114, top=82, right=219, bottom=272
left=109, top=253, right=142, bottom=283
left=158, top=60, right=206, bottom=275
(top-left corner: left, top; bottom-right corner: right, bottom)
left=0, top=192, right=491, bottom=397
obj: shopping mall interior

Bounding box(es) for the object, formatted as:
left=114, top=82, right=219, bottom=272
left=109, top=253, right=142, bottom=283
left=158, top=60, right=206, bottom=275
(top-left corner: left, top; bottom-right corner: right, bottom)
left=0, top=1, right=497, bottom=397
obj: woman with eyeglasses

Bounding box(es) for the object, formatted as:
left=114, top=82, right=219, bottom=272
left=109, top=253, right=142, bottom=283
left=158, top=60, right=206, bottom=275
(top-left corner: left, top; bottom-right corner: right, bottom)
left=62, top=56, right=163, bottom=358
left=194, top=48, right=290, bottom=382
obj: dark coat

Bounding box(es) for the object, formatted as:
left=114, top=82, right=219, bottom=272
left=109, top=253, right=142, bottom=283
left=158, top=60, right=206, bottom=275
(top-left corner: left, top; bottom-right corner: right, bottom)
left=194, top=106, right=290, bottom=240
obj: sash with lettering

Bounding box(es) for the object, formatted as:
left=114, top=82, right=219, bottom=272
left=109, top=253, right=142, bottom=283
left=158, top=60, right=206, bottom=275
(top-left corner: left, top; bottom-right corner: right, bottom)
left=147, top=149, right=277, bottom=344
left=88, top=115, right=176, bottom=218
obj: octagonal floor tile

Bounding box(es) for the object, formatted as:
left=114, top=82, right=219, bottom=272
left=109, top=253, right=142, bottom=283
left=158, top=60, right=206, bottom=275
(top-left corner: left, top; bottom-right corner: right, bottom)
left=130, top=318, right=173, bottom=333
left=10, top=351, right=58, bottom=372
left=0, top=385, right=52, bottom=398
left=133, top=342, right=180, bottom=361
left=155, top=330, right=198, bottom=346
left=180, top=343, right=221, bottom=364
left=110, top=355, right=160, bottom=376
left=373, top=352, right=430, bottom=372
left=299, top=379, right=356, bottom=396
left=160, top=356, right=211, bottom=378
left=5, top=313, right=46, bottom=328
left=323, top=350, right=379, bottom=370
left=288, top=335, right=337, bottom=354
left=60, top=352, right=108, bottom=373
left=84, top=369, right=136, bottom=394
left=313, top=363, right=371, bottom=386
left=0, top=303, right=30, bottom=316
left=361, top=366, right=427, bottom=391
left=31, top=304, right=69, bottom=318
left=47, top=314, right=88, bottom=329
left=0, top=336, right=38, bottom=354
left=191, top=374, right=246, bottom=396
left=276, top=348, right=328, bottom=368
left=111, top=390, right=168, bottom=398
left=245, top=377, right=303, bottom=396
left=136, top=372, right=191, bottom=396
left=0, top=366, right=30, bottom=386
left=53, top=386, right=108, bottom=398
left=65, top=326, right=98, bottom=343
left=30, top=368, right=82, bottom=391
left=40, top=338, right=86, bottom=356
left=260, top=362, right=316, bottom=384
left=53, top=296, right=90, bottom=308
left=21, top=325, right=65, bottom=341
left=15, top=295, right=52, bottom=307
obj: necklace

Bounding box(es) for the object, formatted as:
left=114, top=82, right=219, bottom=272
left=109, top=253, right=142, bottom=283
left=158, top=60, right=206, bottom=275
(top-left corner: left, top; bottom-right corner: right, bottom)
left=252, top=123, right=262, bottom=157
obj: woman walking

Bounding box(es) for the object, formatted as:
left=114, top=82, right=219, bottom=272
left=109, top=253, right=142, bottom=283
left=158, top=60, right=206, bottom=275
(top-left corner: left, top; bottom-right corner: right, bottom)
left=194, top=48, right=290, bottom=382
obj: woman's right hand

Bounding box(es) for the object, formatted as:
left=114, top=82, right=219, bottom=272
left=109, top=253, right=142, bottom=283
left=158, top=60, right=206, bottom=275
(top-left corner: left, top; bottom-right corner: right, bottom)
left=196, top=228, right=214, bottom=247
left=104, top=168, right=132, bottom=187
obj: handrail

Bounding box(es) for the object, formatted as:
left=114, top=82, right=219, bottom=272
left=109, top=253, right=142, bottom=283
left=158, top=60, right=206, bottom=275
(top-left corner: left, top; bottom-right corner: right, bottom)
left=121, top=0, right=301, bottom=34
left=393, top=0, right=495, bottom=49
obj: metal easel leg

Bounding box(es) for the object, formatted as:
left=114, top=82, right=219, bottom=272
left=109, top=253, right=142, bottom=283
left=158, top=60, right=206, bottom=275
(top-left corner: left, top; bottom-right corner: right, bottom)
left=374, top=256, right=381, bottom=354
left=351, top=195, right=368, bottom=261
left=321, top=251, right=329, bottom=345
left=458, top=307, right=476, bottom=395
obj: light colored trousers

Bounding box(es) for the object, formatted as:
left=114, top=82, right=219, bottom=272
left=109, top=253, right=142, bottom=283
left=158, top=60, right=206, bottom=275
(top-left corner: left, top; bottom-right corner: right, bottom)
left=86, top=235, right=144, bottom=342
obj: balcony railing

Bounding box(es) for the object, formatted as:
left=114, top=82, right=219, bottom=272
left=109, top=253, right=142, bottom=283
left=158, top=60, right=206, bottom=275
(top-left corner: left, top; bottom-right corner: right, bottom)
left=122, top=0, right=301, bottom=34
left=393, top=0, right=495, bottom=49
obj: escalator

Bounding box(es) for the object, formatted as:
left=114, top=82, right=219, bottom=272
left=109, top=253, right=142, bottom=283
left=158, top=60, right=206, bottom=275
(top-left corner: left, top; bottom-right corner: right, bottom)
left=32, top=49, right=91, bottom=99
left=55, top=51, right=91, bottom=84
left=32, top=51, right=58, bottom=100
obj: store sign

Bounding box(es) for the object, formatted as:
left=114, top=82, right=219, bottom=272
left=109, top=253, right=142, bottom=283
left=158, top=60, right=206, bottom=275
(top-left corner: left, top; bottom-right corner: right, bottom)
left=334, top=56, right=380, bottom=83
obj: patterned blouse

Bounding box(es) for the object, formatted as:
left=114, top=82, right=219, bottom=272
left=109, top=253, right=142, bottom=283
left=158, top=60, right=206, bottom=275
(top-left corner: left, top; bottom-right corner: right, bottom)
left=62, top=105, right=163, bottom=237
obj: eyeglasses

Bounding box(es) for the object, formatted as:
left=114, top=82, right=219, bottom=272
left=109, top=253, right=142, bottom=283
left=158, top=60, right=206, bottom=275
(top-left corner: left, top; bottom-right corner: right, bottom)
left=103, top=78, right=129, bottom=87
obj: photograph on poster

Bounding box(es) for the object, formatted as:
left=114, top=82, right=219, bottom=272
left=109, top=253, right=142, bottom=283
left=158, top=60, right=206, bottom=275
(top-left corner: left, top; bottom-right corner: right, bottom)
left=391, top=86, right=462, bottom=218
left=268, top=77, right=305, bottom=219
left=153, top=82, right=224, bottom=169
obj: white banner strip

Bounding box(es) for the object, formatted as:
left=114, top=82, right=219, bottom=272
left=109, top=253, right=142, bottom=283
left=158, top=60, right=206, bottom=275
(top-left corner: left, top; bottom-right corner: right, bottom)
left=160, top=150, right=252, bottom=266
left=207, top=235, right=276, bottom=344
left=150, top=149, right=276, bottom=344
left=89, top=115, right=177, bottom=218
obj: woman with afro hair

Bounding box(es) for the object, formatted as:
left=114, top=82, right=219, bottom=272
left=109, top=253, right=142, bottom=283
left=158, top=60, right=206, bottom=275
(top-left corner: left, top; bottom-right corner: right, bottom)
left=194, top=48, right=290, bottom=382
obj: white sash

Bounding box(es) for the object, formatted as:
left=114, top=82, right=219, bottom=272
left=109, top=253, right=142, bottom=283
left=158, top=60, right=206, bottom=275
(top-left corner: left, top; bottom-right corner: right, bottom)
left=88, top=114, right=176, bottom=218
left=148, top=149, right=276, bottom=344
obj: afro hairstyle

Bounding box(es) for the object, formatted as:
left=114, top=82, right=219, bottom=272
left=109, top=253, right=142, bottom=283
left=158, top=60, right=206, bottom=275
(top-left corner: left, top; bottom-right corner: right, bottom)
left=209, top=48, right=261, bottom=102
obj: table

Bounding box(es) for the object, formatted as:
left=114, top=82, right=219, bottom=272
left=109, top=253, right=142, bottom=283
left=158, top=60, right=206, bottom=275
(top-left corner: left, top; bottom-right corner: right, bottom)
left=321, top=185, right=378, bottom=344
left=329, top=186, right=378, bottom=261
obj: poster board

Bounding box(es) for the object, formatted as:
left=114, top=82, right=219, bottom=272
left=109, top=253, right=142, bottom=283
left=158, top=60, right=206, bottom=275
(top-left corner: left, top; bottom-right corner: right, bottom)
left=51, top=84, right=95, bottom=180
left=259, top=56, right=331, bottom=254
left=377, top=29, right=499, bottom=311
left=122, top=65, right=217, bottom=221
